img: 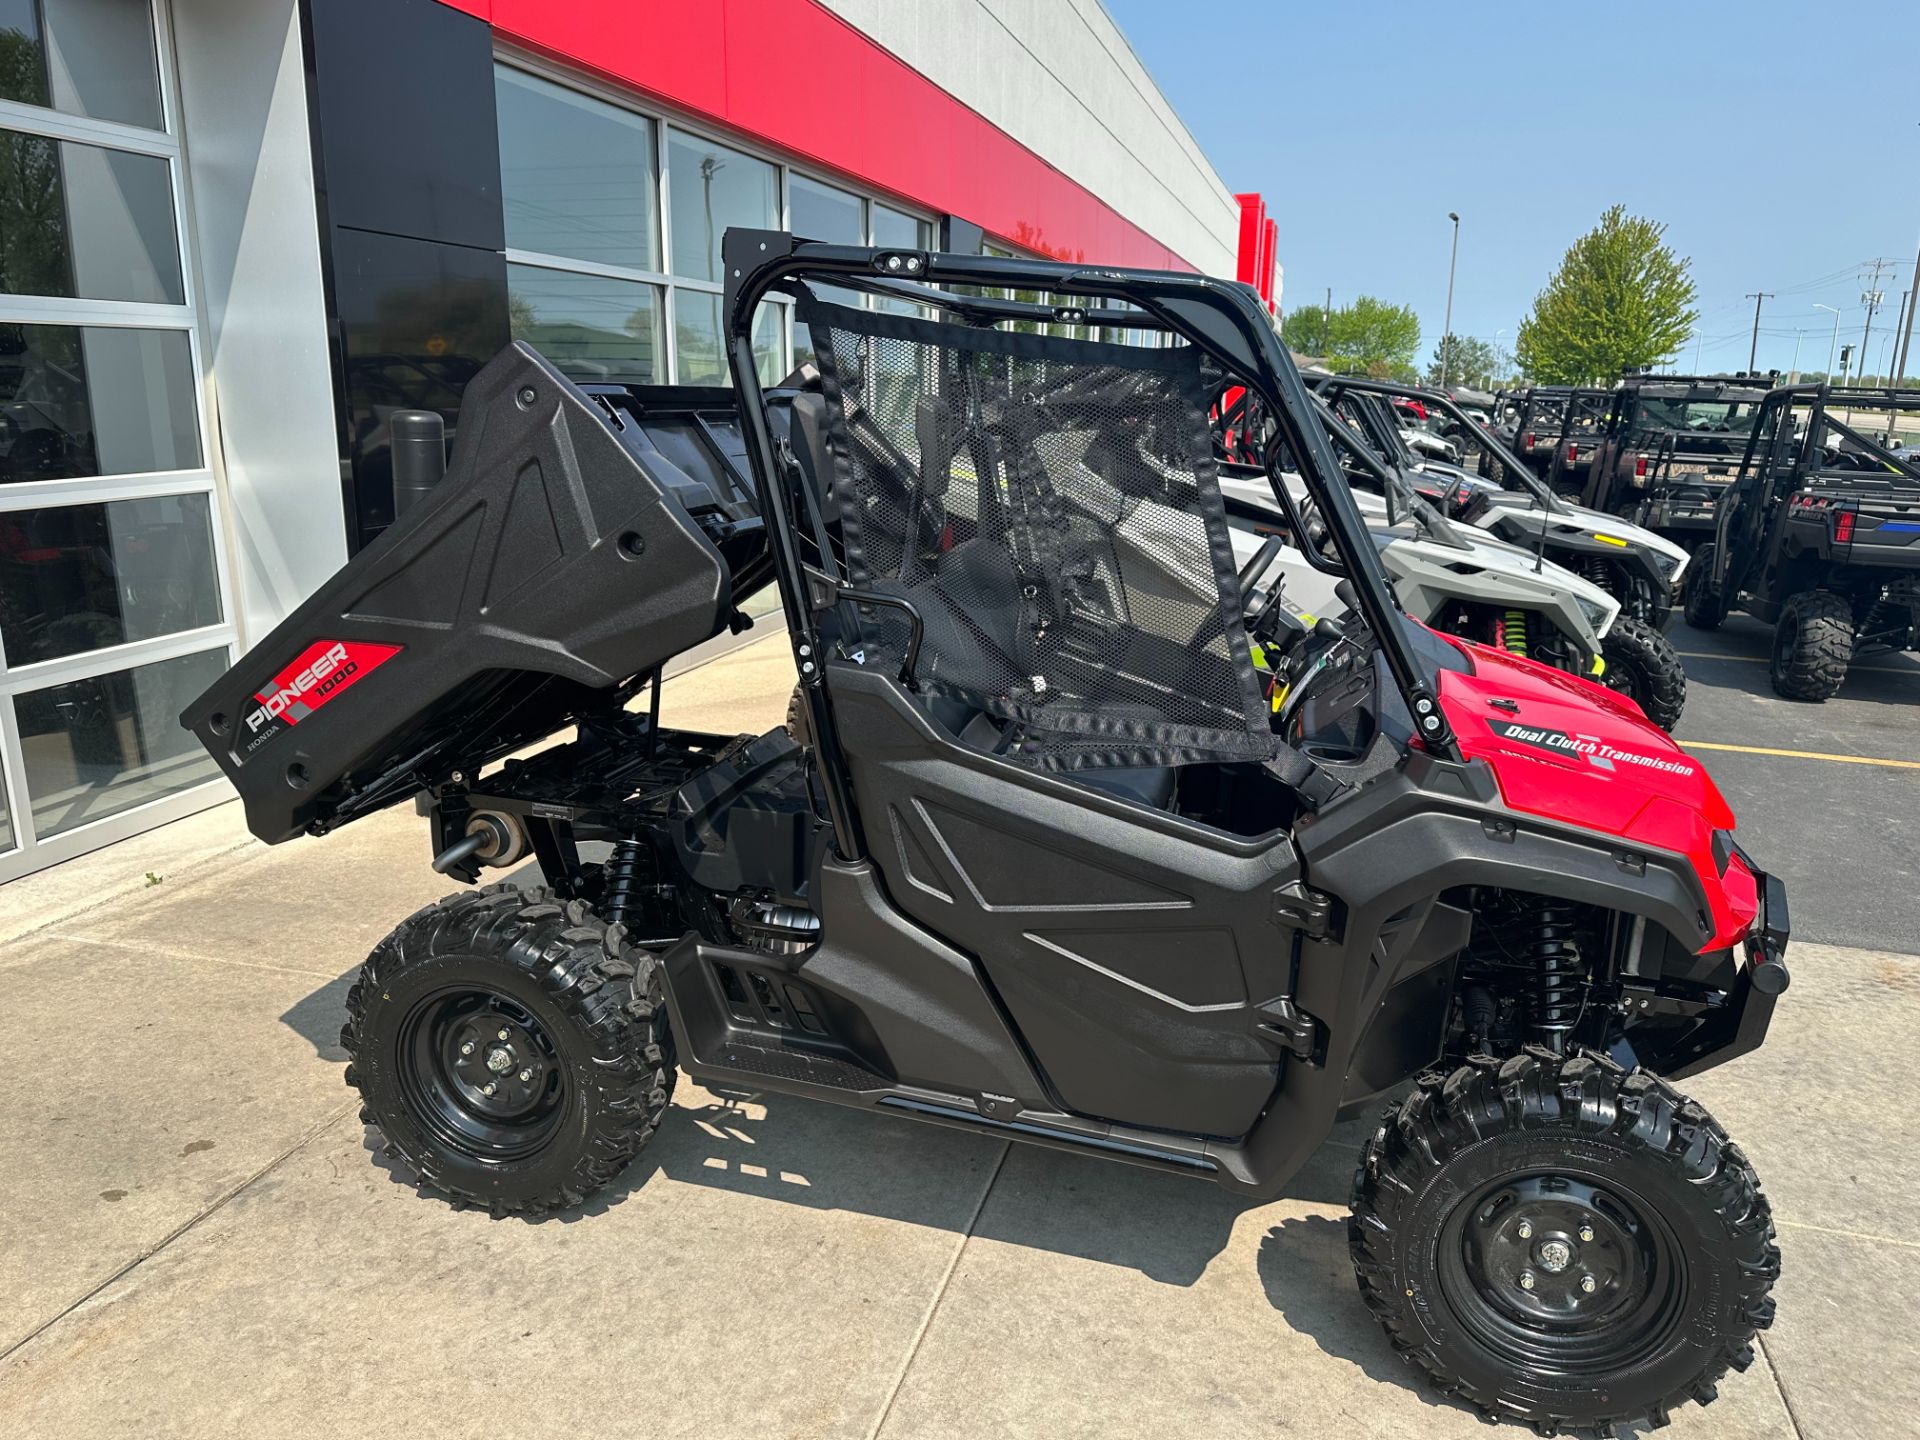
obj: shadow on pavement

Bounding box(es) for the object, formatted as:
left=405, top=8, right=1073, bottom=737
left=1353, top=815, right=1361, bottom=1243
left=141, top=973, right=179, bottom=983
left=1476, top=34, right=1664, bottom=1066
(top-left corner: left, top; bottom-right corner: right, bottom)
left=278, top=969, right=356, bottom=1061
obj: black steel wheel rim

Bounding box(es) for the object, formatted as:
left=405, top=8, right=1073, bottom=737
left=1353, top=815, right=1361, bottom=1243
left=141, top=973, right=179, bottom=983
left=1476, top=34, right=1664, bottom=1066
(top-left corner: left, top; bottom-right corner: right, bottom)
left=396, top=985, right=569, bottom=1162
left=1436, top=1169, right=1685, bottom=1377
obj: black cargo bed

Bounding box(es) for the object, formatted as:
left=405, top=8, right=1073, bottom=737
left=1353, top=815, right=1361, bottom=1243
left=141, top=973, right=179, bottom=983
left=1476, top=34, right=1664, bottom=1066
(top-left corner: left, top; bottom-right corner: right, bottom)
left=180, top=343, right=771, bottom=843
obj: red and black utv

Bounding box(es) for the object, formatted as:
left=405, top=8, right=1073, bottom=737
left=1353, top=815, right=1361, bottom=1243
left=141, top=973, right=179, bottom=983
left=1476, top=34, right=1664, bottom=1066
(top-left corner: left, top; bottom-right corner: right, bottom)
left=183, top=235, right=1786, bottom=1434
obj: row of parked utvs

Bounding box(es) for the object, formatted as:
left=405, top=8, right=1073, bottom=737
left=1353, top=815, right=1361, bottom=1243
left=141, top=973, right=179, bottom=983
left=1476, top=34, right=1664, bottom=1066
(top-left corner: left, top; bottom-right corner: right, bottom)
left=1490, top=374, right=1920, bottom=700
left=181, top=237, right=1789, bottom=1435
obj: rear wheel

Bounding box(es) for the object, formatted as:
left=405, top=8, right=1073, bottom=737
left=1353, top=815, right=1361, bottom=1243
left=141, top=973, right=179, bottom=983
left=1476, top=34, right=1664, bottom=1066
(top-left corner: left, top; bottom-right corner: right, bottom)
left=1601, top=615, right=1686, bottom=730
left=1770, top=590, right=1852, bottom=701
left=1350, top=1050, right=1778, bottom=1435
left=342, top=884, right=675, bottom=1215
left=1682, top=544, right=1728, bottom=630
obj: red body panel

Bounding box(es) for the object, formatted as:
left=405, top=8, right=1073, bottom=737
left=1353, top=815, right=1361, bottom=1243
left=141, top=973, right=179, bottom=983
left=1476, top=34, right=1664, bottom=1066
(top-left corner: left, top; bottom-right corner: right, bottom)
left=1434, top=637, right=1758, bottom=951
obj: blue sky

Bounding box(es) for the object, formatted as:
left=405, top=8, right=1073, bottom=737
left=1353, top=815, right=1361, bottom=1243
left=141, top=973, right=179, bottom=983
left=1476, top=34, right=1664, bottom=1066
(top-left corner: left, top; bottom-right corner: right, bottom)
left=1104, top=0, right=1920, bottom=377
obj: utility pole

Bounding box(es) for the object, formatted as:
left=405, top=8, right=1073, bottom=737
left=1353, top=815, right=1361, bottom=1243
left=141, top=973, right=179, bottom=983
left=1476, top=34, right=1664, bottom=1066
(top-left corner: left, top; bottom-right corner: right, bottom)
left=1321, top=286, right=1331, bottom=357
left=1744, top=292, right=1774, bottom=372
left=1897, top=229, right=1920, bottom=391
left=1858, top=257, right=1892, bottom=388
left=1440, top=212, right=1460, bottom=388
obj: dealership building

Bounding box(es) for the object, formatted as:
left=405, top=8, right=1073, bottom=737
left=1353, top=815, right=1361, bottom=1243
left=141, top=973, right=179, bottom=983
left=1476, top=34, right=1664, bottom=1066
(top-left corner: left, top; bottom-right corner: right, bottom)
left=0, top=0, right=1277, bottom=881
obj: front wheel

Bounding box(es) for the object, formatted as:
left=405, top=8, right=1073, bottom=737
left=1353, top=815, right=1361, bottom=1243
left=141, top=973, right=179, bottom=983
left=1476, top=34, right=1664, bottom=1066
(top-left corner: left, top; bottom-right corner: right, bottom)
left=1683, top=544, right=1728, bottom=630
left=1350, top=1051, right=1778, bottom=1435
left=342, top=884, right=676, bottom=1216
left=1601, top=615, right=1687, bottom=730
left=1770, top=590, right=1853, bottom=701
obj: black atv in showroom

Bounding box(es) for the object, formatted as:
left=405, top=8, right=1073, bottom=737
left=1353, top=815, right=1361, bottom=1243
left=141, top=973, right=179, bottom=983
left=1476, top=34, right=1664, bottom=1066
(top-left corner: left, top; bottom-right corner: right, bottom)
left=184, top=236, right=1787, bottom=1435
left=1687, top=384, right=1920, bottom=699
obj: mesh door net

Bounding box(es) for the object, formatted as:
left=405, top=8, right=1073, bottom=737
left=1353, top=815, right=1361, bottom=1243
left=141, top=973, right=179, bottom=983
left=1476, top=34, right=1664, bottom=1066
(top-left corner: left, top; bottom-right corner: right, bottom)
left=802, top=296, right=1273, bottom=772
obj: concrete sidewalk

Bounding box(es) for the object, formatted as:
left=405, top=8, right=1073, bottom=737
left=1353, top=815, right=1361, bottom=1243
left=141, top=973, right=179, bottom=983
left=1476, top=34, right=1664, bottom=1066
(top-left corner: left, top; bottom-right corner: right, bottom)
left=1, top=634, right=1913, bottom=1438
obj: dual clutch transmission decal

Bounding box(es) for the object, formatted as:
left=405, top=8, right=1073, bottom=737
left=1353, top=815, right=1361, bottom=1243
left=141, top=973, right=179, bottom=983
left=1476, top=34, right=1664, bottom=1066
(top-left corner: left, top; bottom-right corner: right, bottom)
left=240, top=639, right=402, bottom=756
left=1487, top=719, right=1698, bottom=779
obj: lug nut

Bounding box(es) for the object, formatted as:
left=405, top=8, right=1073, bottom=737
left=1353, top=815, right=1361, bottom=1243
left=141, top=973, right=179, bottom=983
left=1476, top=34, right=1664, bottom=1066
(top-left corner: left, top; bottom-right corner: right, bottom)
left=460, top=1041, right=474, bottom=1056
left=1579, top=1225, right=1595, bottom=1243
left=482, top=1082, right=497, bottom=1096
left=518, top=1069, right=533, bottom=1082
left=497, top=1027, right=510, bottom=1041
left=1517, top=1220, right=1533, bottom=1240
left=1581, top=1274, right=1597, bottom=1294
left=1518, top=1271, right=1536, bottom=1291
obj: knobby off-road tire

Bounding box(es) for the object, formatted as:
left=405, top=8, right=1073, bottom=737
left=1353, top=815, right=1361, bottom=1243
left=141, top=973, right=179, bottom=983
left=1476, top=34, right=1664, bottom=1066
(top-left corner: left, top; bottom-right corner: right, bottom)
left=1601, top=615, right=1687, bottom=731
left=1682, top=545, right=1727, bottom=631
left=1350, top=1050, right=1778, bottom=1436
left=1770, top=590, right=1852, bottom=702
left=785, top=681, right=811, bottom=746
left=341, top=884, right=675, bottom=1216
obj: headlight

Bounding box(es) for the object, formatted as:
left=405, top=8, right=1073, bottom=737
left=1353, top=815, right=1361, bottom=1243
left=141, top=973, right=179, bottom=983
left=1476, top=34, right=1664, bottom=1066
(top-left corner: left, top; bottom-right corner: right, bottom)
left=1576, top=595, right=1615, bottom=638
left=1649, top=549, right=1682, bottom=581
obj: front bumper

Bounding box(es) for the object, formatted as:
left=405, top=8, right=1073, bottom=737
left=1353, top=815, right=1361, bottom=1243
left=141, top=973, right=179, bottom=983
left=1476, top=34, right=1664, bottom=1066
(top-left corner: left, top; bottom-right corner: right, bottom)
left=1667, top=862, right=1790, bottom=1079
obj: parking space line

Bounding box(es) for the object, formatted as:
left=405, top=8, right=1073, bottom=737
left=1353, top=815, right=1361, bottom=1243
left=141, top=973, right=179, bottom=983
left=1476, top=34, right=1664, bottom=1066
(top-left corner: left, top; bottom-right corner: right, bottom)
left=1676, top=651, right=1920, bottom=678
left=1681, top=740, right=1920, bottom=770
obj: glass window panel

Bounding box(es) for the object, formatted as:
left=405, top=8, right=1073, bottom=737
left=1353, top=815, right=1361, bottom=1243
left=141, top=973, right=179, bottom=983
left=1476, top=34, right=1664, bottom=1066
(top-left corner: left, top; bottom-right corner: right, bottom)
left=790, top=174, right=862, bottom=244
left=0, top=323, right=199, bottom=483
left=0, top=0, right=163, bottom=130
left=667, top=130, right=776, bottom=284
left=494, top=67, right=660, bottom=274
left=0, top=759, right=12, bottom=853
left=17, top=645, right=225, bottom=839
left=870, top=203, right=931, bottom=252
left=673, top=290, right=783, bottom=387
left=0, top=492, right=221, bottom=665
left=507, top=264, right=662, bottom=385
left=0, top=133, right=182, bottom=303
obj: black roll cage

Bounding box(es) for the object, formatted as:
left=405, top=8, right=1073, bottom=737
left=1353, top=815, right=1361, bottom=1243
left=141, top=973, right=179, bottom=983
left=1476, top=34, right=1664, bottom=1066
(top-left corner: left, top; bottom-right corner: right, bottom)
left=720, top=231, right=1460, bottom=859
left=1310, top=374, right=1574, bottom=515
left=1712, top=383, right=1920, bottom=595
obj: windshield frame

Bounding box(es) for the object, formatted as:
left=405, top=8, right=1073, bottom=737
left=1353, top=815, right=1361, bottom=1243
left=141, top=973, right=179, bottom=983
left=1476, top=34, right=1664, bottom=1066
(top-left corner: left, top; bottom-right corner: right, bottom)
left=722, top=230, right=1462, bottom=775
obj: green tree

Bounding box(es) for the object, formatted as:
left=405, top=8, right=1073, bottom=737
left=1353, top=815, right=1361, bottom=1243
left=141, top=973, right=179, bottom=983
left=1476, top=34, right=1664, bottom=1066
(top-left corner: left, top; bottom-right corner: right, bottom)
left=1327, top=295, right=1421, bottom=378
left=1279, top=303, right=1333, bottom=358
left=1516, top=205, right=1697, bottom=384
left=1280, top=297, right=1420, bottom=376
left=1427, top=333, right=1497, bottom=389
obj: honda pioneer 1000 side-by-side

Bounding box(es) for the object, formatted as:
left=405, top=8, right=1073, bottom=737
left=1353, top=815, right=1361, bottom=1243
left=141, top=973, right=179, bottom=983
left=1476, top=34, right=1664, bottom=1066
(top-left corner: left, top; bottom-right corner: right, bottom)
left=1687, top=384, right=1920, bottom=699
left=183, top=237, right=1787, bottom=1434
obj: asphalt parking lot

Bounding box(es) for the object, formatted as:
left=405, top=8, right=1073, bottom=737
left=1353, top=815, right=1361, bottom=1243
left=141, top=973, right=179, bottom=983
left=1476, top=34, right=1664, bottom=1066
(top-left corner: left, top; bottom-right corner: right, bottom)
left=1669, top=612, right=1920, bottom=948
left=0, top=626, right=1915, bottom=1439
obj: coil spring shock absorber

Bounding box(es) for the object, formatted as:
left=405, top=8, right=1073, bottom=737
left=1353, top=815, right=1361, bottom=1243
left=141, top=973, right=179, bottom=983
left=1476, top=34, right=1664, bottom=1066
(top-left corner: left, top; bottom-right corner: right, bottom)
left=1528, top=901, right=1584, bottom=1049
left=601, top=838, right=647, bottom=932
left=1583, top=554, right=1611, bottom=591
left=1502, top=609, right=1530, bottom=656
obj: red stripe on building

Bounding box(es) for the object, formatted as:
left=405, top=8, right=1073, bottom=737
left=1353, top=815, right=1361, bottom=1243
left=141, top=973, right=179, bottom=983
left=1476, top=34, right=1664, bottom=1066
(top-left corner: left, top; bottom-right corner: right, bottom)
left=438, top=0, right=1208, bottom=271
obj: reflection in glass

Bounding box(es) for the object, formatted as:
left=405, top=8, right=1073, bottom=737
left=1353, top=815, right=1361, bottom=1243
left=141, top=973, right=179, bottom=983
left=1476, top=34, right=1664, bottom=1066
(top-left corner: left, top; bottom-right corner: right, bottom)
left=0, top=132, right=182, bottom=303
left=674, top=291, right=784, bottom=387
left=0, top=324, right=199, bottom=483
left=17, top=645, right=226, bottom=839
left=0, top=0, right=163, bottom=129
left=508, top=264, right=661, bottom=385
left=495, top=66, right=659, bottom=274
left=0, top=492, right=221, bottom=665
left=667, top=130, right=776, bottom=284
left=790, top=174, right=862, bottom=244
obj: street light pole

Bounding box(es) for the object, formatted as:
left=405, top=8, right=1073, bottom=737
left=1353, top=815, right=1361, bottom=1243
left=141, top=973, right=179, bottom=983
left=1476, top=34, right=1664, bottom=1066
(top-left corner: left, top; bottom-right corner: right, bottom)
left=1440, top=212, right=1460, bottom=388
left=1815, top=303, right=1843, bottom=378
